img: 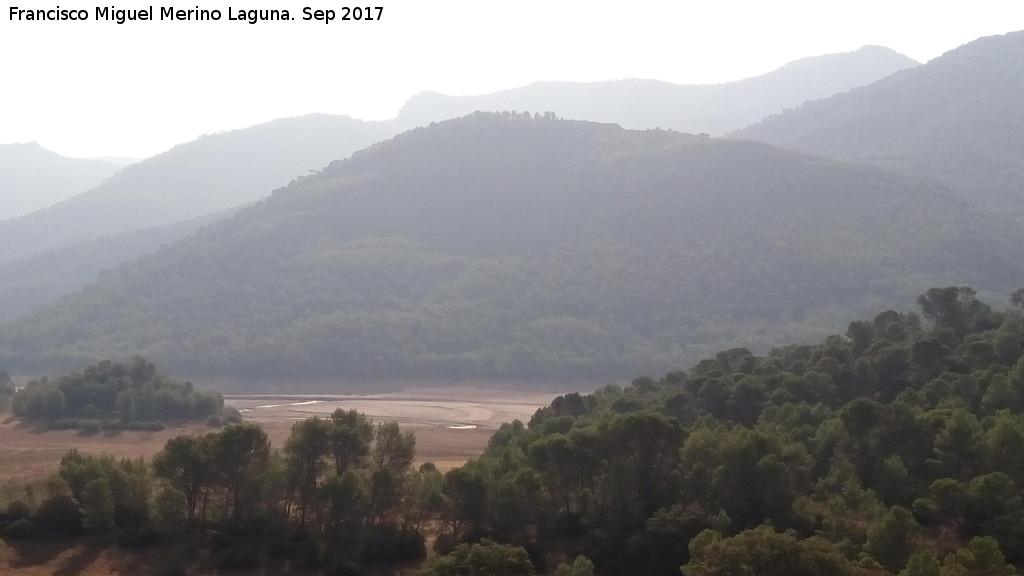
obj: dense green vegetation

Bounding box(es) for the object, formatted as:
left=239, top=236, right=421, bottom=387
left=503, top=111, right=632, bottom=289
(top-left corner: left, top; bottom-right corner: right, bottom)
left=11, top=356, right=223, bottom=428
left=1, top=113, right=1021, bottom=379
left=0, top=49, right=910, bottom=326
left=0, top=211, right=228, bottom=323
left=736, top=30, right=1024, bottom=220
left=0, top=412, right=430, bottom=574
left=4, top=287, right=1024, bottom=575
left=0, top=370, right=12, bottom=413
left=424, top=287, right=1024, bottom=575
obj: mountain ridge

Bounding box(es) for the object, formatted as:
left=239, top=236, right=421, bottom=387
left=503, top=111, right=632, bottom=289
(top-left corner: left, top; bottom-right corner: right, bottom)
left=0, top=114, right=397, bottom=266
left=0, top=142, right=121, bottom=222
left=395, top=45, right=918, bottom=135
left=732, top=30, right=1024, bottom=217
left=1, top=113, right=1019, bottom=381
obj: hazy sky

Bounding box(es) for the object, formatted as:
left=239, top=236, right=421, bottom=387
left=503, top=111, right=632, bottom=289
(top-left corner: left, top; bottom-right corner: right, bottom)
left=2, top=0, right=1022, bottom=159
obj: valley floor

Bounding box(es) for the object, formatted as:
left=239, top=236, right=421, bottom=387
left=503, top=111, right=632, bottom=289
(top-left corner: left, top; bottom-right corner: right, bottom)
left=0, top=386, right=559, bottom=574
left=0, top=385, right=558, bottom=490
left=228, top=386, right=558, bottom=470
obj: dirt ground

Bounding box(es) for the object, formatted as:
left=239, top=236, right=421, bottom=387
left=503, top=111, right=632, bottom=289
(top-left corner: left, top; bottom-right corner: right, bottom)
left=232, top=387, right=557, bottom=471
left=0, top=386, right=560, bottom=574
left=0, top=386, right=558, bottom=490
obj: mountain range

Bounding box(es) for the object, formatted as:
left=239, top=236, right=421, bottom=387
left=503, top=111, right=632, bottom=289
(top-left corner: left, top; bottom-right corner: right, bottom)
left=396, top=46, right=918, bottom=135
left=0, top=112, right=1019, bottom=378
left=734, top=31, right=1024, bottom=218
left=0, top=142, right=121, bottom=222
left=2, top=33, right=1023, bottom=384
left=0, top=45, right=918, bottom=325
left=0, top=210, right=232, bottom=323
left=0, top=114, right=396, bottom=267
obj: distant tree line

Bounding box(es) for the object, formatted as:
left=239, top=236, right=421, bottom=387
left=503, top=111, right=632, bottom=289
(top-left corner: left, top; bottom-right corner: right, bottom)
left=9, top=356, right=222, bottom=428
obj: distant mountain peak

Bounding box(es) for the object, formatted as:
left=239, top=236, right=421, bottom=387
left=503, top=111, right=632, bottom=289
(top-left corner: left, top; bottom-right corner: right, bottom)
left=4, top=114, right=1020, bottom=379
left=0, top=114, right=398, bottom=266
left=394, top=47, right=918, bottom=135
left=0, top=142, right=121, bottom=222
left=733, top=29, right=1024, bottom=219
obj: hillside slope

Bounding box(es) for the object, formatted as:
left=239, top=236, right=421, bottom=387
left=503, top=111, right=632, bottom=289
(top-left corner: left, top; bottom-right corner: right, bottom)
left=0, top=114, right=395, bottom=266
left=0, top=143, right=120, bottom=221
left=734, top=31, right=1024, bottom=217
left=396, top=46, right=918, bottom=134
left=0, top=209, right=236, bottom=323
left=0, top=114, right=1019, bottom=379
left=0, top=46, right=921, bottom=320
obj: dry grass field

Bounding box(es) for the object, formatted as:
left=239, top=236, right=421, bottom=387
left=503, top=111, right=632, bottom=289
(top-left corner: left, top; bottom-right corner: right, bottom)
left=231, top=387, right=558, bottom=471
left=0, top=385, right=558, bottom=575
left=0, top=385, right=557, bottom=489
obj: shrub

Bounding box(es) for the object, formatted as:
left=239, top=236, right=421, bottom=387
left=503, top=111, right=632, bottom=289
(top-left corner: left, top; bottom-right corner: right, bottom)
left=4, top=500, right=31, bottom=521
left=362, top=524, right=425, bottom=562
left=433, top=533, right=458, bottom=555
left=207, top=531, right=234, bottom=552
left=2, top=518, right=35, bottom=539
left=118, top=525, right=160, bottom=548
left=32, top=494, right=83, bottom=535
left=216, top=544, right=260, bottom=570
left=291, top=538, right=322, bottom=570
left=222, top=406, right=244, bottom=424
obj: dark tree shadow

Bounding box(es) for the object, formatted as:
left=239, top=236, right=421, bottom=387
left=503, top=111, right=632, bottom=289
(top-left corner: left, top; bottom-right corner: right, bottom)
left=52, top=544, right=104, bottom=576
left=5, top=537, right=79, bottom=570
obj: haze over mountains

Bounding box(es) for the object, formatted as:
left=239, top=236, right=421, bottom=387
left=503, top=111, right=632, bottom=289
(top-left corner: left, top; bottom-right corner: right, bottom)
left=396, top=46, right=918, bottom=135
left=735, top=31, right=1024, bottom=218
left=0, top=211, right=230, bottom=323
left=0, top=45, right=918, bottom=326
left=1, top=112, right=1020, bottom=379
left=2, top=32, right=1022, bottom=384
left=0, top=143, right=122, bottom=221
left=0, top=114, right=396, bottom=267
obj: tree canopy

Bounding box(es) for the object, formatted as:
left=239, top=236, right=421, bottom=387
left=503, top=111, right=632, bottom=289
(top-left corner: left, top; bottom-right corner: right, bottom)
left=10, top=356, right=222, bottom=426
left=4, top=287, right=1024, bottom=576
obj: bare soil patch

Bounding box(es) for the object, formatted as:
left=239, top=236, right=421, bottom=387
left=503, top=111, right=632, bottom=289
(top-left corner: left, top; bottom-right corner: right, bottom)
left=228, top=386, right=557, bottom=471
left=0, top=386, right=557, bottom=490
left=0, top=418, right=210, bottom=488
left=0, top=386, right=558, bottom=573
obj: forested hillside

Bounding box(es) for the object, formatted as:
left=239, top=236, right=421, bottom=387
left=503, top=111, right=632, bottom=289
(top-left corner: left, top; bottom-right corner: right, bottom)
left=0, top=210, right=233, bottom=323
left=0, top=114, right=394, bottom=266
left=397, top=46, right=917, bottom=135
left=430, top=287, right=1024, bottom=575
left=734, top=30, right=1024, bottom=218
left=0, top=47, right=919, bottom=323
left=4, top=289, right=1024, bottom=576
left=0, top=113, right=1020, bottom=379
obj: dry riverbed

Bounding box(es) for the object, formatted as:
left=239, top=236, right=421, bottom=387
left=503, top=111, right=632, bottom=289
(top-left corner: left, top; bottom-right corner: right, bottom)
left=0, top=386, right=559, bottom=489
left=228, top=387, right=558, bottom=470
